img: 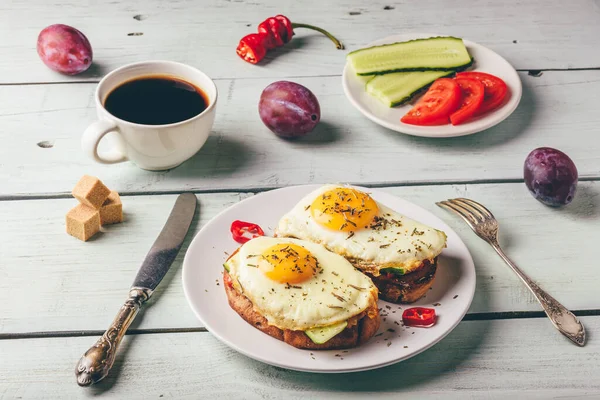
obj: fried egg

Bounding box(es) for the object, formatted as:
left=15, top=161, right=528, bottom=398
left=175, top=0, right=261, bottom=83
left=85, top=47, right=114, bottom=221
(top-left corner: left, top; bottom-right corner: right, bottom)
left=225, top=236, right=377, bottom=331
left=275, top=185, right=447, bottom=275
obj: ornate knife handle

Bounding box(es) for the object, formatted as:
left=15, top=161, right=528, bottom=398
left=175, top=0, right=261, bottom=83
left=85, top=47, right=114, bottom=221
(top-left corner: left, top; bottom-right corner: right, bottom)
left=75, top=287, right=152, bottom=386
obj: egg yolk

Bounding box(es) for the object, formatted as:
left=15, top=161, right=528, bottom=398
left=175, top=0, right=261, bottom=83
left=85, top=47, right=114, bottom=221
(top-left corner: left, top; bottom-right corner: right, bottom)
left=260, top=243, right=318, bottom=284
left=310, top=188, right=379, bottom=232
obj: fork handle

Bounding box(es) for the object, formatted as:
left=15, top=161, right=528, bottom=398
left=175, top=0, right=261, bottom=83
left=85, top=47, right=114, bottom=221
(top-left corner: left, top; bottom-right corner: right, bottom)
left=491, top=243, right=586, bottom=346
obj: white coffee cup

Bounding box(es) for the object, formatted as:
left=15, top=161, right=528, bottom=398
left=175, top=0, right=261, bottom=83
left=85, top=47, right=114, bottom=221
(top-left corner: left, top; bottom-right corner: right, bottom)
left=82, top=60, right=218, bottom=170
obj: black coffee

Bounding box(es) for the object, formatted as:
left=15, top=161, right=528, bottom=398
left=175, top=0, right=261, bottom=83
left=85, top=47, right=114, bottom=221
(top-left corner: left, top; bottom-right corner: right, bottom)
left=104, top=76, right=208, bottom=125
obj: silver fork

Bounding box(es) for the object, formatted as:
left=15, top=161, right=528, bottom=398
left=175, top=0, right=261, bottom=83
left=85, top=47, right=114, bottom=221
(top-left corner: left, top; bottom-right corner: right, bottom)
left=437, top=198, right=586, bottom=347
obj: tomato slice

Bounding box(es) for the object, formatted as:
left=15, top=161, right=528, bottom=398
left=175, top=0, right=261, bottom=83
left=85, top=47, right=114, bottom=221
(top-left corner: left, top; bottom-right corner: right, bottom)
left=449, top=77, right=485, bottom=125
left=456, top=71, right=508, bottom=114
left=401, top=78, right=462, bottom=126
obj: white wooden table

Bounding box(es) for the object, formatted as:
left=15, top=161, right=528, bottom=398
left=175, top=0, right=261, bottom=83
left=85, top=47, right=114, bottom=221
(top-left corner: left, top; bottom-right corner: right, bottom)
left=1, top=0, right=599, bottom=398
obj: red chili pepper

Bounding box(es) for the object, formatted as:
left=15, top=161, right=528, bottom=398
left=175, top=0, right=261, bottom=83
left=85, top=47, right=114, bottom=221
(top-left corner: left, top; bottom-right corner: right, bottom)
left=274, top=15, right=293, bottom=43
left=230, top=220, right=265, bottom=244
left=236, top=14, right=344, bottom=64
left=402, top=307, right=437, bottom=327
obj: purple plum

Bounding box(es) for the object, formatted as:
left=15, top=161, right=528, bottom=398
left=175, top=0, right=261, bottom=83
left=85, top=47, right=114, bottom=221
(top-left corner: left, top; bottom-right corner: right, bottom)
left=259, top=81, right=320, bottom=138
left=37, top=24, right=93, bottom=75
left=524, top=147, right=578, bottom=207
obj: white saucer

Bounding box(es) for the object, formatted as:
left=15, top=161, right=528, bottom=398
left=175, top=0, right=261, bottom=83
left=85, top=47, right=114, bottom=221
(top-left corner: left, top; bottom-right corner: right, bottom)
left=342, top=33, right=522, bottom=138
left=182, top=185, right=476, bottom=373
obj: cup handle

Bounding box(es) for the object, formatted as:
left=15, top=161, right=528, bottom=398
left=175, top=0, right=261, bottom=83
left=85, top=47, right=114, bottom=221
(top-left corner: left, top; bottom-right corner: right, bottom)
left=82, top=120, right=128, bottom=164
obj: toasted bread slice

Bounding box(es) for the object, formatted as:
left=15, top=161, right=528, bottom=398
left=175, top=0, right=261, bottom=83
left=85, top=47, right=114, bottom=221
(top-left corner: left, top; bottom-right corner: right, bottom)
left=223, top=271, right=380, bottom=350
left=363, top=258, right=437, bottom=303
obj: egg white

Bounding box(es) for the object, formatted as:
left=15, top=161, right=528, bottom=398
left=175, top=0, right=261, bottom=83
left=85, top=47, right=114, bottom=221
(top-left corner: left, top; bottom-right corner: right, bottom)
left=275, top=184, right=447, bottom=275
left=227, top=236, right=377, bottom=331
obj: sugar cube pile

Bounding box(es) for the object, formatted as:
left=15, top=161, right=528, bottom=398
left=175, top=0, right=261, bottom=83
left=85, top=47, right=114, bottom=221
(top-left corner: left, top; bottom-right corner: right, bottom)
left=66, top=175, right=123, bottom=241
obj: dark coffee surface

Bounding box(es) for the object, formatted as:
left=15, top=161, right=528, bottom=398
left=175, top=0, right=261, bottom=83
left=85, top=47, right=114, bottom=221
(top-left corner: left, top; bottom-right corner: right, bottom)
left=104, top=76, right=208, bottom=125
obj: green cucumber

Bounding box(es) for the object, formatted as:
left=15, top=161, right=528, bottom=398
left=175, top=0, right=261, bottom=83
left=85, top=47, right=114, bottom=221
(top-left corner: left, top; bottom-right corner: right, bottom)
left=366, top=70, right=453, bottom=107
left=347, top=36, right=473, bottom=76
left=305, top=321, right=348, bottom=344
left=223, top=259, right=232, bottom=272
left=380, top=267, right=406, bottom=276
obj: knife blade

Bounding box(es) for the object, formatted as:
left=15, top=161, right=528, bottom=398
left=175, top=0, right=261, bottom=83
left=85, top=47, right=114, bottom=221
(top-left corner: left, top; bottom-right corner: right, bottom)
left=75, top=193, right=197, bottom=387
left=132, top=192, right=197, bottom=291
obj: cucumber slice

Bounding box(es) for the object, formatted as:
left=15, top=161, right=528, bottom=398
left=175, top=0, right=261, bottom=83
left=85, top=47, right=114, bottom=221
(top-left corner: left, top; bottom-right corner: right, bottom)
left=347, top=36, right=473, bottom=76
left=380, top=267, right=406, bottom=276
left=366, top=70, right=453, bottom=107
left=305, top=321, right=348, bottom=344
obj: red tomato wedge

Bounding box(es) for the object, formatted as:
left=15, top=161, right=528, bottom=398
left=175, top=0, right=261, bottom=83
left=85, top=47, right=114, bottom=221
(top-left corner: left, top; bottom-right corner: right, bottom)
left=456, top=71, right=508, bottom=114
left=401, top=78, right=462, bottom=126
left=449, top=77, right=485, bottom=125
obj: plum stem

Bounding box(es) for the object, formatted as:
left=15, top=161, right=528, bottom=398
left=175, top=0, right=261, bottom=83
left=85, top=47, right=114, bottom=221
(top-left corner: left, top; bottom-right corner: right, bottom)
left=291, top=23, right=345, bottom=50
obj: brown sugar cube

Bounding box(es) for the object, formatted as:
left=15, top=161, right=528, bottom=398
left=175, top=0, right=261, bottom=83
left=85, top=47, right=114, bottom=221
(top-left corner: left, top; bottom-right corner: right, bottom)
left=100, top=191, right=123, bottom=225
left=66, top=204, right=100, bottom=241
left=72, top=175, right=111, bottom=209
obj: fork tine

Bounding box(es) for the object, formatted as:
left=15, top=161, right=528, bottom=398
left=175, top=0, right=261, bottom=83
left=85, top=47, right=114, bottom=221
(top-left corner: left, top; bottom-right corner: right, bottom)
left=450, top=198, right=485, bottom=221
left=436, top=201, right=479, bottom=230
left=443, top=200, right=481, bottom=224
left=456, top=198, right=495, bottom=219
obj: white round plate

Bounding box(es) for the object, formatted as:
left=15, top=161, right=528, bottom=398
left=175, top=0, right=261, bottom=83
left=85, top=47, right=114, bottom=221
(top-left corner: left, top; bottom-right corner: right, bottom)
left=182, top=185, right=476, bottom=373
left=342, top=33, right=522, bottom=138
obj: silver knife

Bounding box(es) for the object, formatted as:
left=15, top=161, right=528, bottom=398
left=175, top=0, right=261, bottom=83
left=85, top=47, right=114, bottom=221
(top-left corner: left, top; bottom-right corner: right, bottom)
left=75, top=193, right=197, bottom=386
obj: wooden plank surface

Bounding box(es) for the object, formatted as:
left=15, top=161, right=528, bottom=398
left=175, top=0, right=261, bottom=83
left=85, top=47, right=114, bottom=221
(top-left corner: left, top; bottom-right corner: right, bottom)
left=2, top=70, right=600, bottom=198
left=0, top=192, right=251, bottom=334
left=1, top=316, right=598, bottom=398
left=1, top=182, right=597, bottom=333
left=1, top=0, right=600, bottom=84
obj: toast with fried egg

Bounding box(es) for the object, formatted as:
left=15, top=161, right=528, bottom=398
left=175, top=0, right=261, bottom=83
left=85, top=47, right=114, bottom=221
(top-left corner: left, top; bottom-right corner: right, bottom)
left=223, top=236, right=380, bottom=350
left=223, top=271, right=380, bottom=349
left=275, top=185, right=447, bottom=303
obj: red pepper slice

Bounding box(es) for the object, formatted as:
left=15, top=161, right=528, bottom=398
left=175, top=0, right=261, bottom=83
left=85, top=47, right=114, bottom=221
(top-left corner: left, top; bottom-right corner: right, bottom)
left=230, top=220, right=265, bottom=244
left=236, top=33, right=267, bottom=64
left=402, top=307, right=436, bottom=327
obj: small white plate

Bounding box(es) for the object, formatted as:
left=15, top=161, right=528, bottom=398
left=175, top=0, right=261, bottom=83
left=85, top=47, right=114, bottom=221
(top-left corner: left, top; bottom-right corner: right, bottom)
left=182, top=185, right=476, bottom=373
left=342, top=33, right=523, bottom=138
